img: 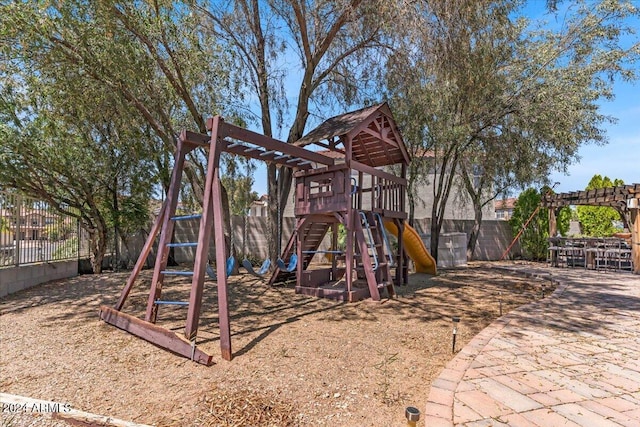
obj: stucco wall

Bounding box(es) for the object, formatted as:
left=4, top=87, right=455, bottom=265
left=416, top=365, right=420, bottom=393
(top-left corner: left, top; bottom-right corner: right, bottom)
left=0, top=260, right=78, bottom=298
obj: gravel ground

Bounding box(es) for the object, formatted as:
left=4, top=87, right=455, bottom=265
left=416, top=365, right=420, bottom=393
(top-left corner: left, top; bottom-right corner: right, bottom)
left=0, top=263, right=550, bottom=426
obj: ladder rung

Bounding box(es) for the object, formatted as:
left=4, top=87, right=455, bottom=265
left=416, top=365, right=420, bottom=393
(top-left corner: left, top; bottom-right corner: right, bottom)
left=160, top=270, right=194, bottom=276
left=154, top=300, right=189, bottom=306
left=171, top=214, right=202, bottom=221
left=260, top=150, right=277, bottom=156
left=166, top=242, right=198, bottom=248
left=274, top=154, right=290, bottom=160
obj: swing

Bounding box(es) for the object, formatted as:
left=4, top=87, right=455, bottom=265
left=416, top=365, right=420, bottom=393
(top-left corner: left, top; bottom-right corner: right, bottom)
left=240, top=160, right=271, bottom=278
left=276, top=254, right=298, bottom=272
left=273, top=166, right=297, bottom=273
left=242, top=258, right=271, bottom=278
left=205, top=256, right=235, bottom=280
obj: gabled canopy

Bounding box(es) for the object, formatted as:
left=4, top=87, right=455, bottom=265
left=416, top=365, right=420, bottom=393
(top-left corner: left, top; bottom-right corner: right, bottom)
left=294, top=103, right=410, bottom=168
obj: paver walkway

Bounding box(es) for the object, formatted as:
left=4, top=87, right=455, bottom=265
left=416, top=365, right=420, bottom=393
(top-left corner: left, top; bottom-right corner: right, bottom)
left=424, top=264, right=640, bottom=427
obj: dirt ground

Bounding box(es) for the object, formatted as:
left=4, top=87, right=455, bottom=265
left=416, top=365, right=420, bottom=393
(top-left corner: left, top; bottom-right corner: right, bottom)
left=0, top=263, right=551, bottom=426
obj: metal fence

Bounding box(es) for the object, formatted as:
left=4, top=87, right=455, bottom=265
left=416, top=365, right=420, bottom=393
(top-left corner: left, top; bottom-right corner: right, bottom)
left=0, top=191, right=80, bottom=268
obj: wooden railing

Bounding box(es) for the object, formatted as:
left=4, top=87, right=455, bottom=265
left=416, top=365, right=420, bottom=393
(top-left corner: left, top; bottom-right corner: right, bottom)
left=294, top=166, right=350, bottom=216
left=293, top=162, right=407, bottom=218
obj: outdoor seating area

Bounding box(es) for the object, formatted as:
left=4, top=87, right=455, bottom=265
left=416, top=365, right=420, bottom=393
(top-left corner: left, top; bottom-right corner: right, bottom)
left=547, top=237, right=633, bottom=272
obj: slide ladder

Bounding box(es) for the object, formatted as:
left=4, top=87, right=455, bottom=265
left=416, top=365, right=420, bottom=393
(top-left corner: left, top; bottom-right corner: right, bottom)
left=355, top=211, right=394, bottom=300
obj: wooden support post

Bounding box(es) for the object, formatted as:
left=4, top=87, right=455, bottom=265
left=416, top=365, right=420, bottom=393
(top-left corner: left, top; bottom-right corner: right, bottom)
left=331, top=222, right=338, bottom=277
left=115, top=203, right=167, bottom=311
left=345, top=212, right=354, bottom=296
left=549, top=207, right=557, bottom=238
left=211, top=118, right=233, bottom=361
left=185, top=117, right=223, bottom=344
left=146, top=139, right=188, bottom=323
left=632, top=207, right=639, bottom=275
left=396, top=218, right=406, bottom=286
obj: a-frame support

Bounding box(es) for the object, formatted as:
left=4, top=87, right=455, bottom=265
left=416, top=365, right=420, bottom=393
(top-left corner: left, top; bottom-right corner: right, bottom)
left=100, top=132, right=218, bottom=365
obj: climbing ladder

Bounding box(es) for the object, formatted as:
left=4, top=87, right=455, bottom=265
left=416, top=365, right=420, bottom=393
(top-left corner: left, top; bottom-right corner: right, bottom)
left=100, top=130, right=225, bottom=365
left=354, top=211, right=394, bottom=300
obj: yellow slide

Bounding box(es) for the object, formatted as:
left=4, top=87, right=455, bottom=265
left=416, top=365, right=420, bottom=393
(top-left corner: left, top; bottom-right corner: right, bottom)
left=384, top=221, right=437, bottom=275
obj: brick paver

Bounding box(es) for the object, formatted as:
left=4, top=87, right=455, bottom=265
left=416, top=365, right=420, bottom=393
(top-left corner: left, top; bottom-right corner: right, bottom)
left=424, top=264, right=640, bottom=426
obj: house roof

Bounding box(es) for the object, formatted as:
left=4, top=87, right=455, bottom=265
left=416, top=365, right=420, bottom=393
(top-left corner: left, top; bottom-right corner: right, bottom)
left=294, top=103, right=410, bottom=168
left=495, top=198, right=517, bottom=211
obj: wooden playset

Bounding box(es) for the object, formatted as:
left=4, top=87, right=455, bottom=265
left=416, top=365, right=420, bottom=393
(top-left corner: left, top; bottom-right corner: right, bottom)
left=99, top=103, right=436, bottom=364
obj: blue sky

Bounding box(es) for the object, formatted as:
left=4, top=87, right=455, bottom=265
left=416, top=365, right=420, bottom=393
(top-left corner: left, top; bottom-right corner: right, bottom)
left=251, top=1, right=639, bottom=197
left=549, top=76, right=639, bottom=193
left=534, top=1, right=640, bottom=192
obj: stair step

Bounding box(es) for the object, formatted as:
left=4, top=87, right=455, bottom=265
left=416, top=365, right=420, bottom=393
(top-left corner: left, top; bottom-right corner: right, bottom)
left=171, top=214, right=202, bottom=221
left=160, top=270, right=194, bottom=276
left=166, top=242, right=198, bottom=248
left=356, top=262, right=388, bottom=269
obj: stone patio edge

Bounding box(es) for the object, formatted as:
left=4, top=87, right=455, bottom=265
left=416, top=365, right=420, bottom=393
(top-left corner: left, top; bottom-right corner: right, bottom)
left=423, top=264, right=569, bottom=426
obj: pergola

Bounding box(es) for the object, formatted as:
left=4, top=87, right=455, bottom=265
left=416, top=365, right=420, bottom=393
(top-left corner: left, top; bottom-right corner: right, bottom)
left=541, top=183, right=640, bottom=274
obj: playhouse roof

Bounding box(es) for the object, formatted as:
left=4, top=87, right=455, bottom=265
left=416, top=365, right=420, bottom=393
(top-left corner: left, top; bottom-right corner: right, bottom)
left=294, top=103, right=410, bottom=168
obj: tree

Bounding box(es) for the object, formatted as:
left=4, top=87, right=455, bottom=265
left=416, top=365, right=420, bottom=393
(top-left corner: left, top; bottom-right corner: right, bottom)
left=386, top=0, right=639, bottom=261
left=0, top=72, right=155, bottom=272
left=203, top=0, right=396, bottom=259
left=1, top=1, right=240, bottom=269
left=577, top=175, right=625, bottom=236
left=509, top=187, right=570, bottom=260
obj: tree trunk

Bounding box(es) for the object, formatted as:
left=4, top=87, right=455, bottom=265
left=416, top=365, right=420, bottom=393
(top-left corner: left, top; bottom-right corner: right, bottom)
left=267, top=164, right=278, bottom=261
left=113, top=175, right=120, bottom=271
left=467, top=201, right=483, bottom=260
left=407, top=180, right=415, bottom=227
left=87, top=224, right=107, bottom=274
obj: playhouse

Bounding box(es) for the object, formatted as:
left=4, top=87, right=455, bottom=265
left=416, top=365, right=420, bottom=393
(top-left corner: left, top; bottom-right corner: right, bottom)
left=99, top=103, right=436, bottom=364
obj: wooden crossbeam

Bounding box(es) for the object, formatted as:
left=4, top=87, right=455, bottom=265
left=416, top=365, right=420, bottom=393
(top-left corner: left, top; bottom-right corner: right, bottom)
left=217, top=121, right=335, bottom=166
left=542, top=184, right=640, bottom=208
left=99, top=306, right=214, bottom=366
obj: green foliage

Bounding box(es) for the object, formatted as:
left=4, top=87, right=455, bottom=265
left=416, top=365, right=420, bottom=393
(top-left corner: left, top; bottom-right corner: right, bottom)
left=0, top=0, right=239, bottom=271
left=53, top=237, right=79, bottom=260
left=576, top=175, right=625, bottom=236
left=509, top=187, right=570, bottom=260
left=386, top=0, right=640, bottom=259
left=221, top=159, right=259, bottom=216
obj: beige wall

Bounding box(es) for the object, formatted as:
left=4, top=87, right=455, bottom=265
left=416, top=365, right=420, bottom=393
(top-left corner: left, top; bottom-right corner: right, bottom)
left=120, top=215, right=515, bottom=266
left=0, top=260, right=78, bottom=298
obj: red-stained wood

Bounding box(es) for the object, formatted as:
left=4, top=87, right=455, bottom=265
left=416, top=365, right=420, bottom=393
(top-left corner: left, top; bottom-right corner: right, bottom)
left=185, top=117, right=222, bottom=343
left=99, top=306, right=213, bottom=366
left=218, top=121, right=335, bottom=167
left=351, top=160, right=407, bottom=185
left=353, top=216, right=381, bottom=301
left=211, top=118, right=233, bottom=361
left=145, top=138, right=188, bottom=323
left=115, top=202, right=166, bottom=311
